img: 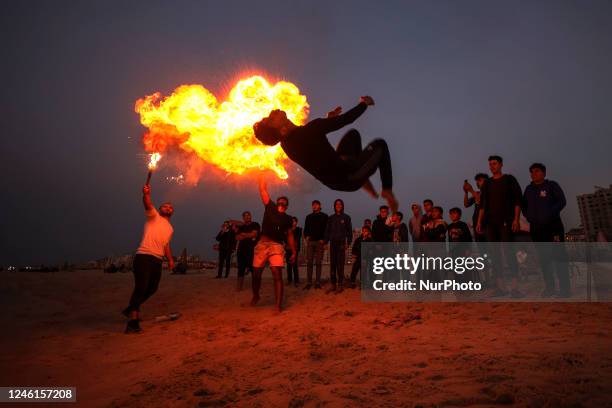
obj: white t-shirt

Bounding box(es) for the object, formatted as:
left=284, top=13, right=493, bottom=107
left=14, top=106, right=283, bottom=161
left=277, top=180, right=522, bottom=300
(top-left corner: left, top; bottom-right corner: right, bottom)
left=136, top=208, right=174, bottom=259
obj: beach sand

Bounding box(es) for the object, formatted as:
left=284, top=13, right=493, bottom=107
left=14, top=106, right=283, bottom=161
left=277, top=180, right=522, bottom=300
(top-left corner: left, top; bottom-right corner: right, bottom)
left=1, top=269, right=611, bottom=407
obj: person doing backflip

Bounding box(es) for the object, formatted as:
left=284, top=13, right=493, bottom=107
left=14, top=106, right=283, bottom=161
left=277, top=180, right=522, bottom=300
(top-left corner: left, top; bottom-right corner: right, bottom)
left=253, top=95, right=398, bottom=212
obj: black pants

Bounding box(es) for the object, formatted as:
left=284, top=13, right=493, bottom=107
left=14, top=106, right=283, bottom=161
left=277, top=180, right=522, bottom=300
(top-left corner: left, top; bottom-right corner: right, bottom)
left=485, top=221, right=518, bottom=278
left=332, top=129, right=393, bottom=191
left=217, top=250, right=232, bottom=277
left=329, top=241, right=346, bottom=285
left=350, top=256, right=361, bottom=283
left=237, top=249, right=254, bottom=278
left=285, top=249, right=300, bottom=283
left=128, top=254, right=162, bottom=313
left=306, top=240, right=324, bottom=284
left=530, top=220, right=570, bottom=295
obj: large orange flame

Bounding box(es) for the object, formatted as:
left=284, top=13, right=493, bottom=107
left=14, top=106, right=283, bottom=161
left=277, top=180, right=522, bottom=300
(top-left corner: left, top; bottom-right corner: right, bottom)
left=135, top=75, right=309, bottom=180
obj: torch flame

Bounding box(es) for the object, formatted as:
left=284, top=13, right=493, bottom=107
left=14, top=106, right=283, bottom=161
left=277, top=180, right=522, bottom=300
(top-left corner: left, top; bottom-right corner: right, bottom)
left=135, top=75, right=309, bottom=180
left=147, top=152, right=162, bottom=170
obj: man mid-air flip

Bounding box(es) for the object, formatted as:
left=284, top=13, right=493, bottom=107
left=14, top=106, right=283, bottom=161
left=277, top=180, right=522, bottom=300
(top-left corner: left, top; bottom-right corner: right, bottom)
left=253, top=96, right=398, bottom=212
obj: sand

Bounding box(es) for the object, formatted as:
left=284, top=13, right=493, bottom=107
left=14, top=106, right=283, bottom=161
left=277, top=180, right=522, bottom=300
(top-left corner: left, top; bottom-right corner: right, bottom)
left=1, top=269, right=611, bottom=407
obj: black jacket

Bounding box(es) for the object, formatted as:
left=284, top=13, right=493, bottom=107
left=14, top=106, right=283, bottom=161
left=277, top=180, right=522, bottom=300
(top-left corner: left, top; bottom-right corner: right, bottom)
left=304, top=211, right=328, bottom=241
left=372, top=215, right=393, bottom=242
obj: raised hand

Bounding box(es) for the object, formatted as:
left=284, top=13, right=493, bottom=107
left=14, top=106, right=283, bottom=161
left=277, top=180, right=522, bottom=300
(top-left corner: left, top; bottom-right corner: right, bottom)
left=327, top=106, right=342, bottom=118
left=360, top=95, right=375, bottom=106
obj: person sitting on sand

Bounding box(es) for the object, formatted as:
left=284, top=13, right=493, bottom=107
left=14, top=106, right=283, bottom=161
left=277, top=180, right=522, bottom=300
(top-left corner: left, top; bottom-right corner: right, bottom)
left=123, top=184, right=174, bottom=334
left=253, top=95, right=398, bottom=212
left=251, top=177, right=297, bottom=313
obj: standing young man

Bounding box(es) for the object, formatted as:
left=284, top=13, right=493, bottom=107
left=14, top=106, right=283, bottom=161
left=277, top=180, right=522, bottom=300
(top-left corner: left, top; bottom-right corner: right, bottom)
left=303, top=200, right=328, bottom=290
left=389, top=211, right=409, bottom=243
left=324, top=199, right=353, bottom=293
left=423, top=206, right=447, bottom=242
left=123, top=184, right=174, bottom=334
left=522, top=163, right=570, bottom=297
left=349, top=226, right=372, bottom=288
left=420, top=199, right=435, bottom=242
left=408, top=204, right=423, bottom=243
left=464, top=173, right=488, bottom=241
left=253, top=96, right=398, bottom=212
left=215, top=221, right=236, bottom=278
left=251, top=177, right=296, bottom=312
left=285, top=216, right=303, bottom=286
left=476, top=155, right=523, bottom=297
left=235, top=211, right=260, bottom=291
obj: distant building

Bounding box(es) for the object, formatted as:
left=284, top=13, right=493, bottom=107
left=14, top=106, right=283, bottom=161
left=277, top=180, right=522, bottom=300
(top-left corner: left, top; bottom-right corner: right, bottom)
left=565, top=227, right=586, bottom=242
left=577, top=185, right=612, bottom=241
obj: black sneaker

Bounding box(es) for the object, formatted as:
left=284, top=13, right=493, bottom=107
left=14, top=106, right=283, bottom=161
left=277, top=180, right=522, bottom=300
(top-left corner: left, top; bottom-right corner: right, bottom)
left=125, top=319, right=142, bottom=334
left=348, top=282, right=356, bottom=289
left=303, top=283, right=312, bottom=290
left=326, top=285, right=337, bottom=294
left=314, top=283, right=322, bottom=289
left=336, top=285, right=344, bottom=294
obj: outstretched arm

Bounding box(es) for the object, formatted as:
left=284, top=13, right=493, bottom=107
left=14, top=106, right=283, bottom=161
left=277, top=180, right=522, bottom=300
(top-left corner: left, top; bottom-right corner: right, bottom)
left=142, top=185, right=154, bottom=212
left=317, top=96, right=374, bottom=133
left=258, top=176, right=271, bottom=206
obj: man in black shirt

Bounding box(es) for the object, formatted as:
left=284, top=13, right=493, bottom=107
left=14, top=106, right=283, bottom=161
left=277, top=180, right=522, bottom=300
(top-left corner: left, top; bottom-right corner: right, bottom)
left=235, top=211, right=260, bottom=291
left=285, top=216, right=302, bottom=286
left=522, top=163, right=570, bottom=297
left=372, top=205, right=393, bottom=242
left=324, top=199, right=353, bottom=293
left=447, top=207, right=472, bottom=243
left=476, top=155, right=523, bottom=297
left=215, top=221, right=236, bottom=278
left=464, top=173, right=488, bottom=241
left=253, top=95, right=398, bottom=212
left=419, top=199, right=434, bottom=242
left=251, top=177, right=296, bottom=312
left=349, top=226, right=372, bottom=288
left=389, top=211, right=409, bottom=243
left=303, top=200, right=328, bottom=290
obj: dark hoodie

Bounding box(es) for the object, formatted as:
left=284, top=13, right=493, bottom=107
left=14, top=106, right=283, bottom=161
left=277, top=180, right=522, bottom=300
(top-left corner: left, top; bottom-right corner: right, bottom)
left=325, top=206, right=353, bottom=243
left=522, top=179, right=566, bottom=225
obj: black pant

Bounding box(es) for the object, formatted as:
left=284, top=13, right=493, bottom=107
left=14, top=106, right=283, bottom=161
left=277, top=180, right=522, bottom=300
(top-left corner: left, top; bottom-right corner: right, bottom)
left=285, top=249, right=300, bottom=283
left=217, top=250, right=232, bottom=277
left=332, top=129, right=393, bottom=191
left=237, top=249, right=254, bottom=278
left=306, top=240, right=324, bottom=284
left=530, top=220, right=570, bottom=295
left=128, top=254, right=162, bottom=313
left=485, top=221, right=518, bottom=278
left=329, top=241, right=346, bottom=285
left=350, top=256, right=361, bottom=283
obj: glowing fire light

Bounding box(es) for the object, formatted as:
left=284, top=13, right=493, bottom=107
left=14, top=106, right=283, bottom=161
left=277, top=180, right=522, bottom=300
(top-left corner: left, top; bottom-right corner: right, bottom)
left=148, top=152, right=162, bottom=170
left=135, top=75, right=309, bottom=180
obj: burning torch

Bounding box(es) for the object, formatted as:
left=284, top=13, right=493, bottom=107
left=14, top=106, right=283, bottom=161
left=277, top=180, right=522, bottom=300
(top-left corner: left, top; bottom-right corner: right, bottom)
left=146, top=152, right=162, bottom=185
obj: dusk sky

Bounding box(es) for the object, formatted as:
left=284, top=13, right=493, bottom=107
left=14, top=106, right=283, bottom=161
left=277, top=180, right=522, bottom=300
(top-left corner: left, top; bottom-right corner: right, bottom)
left=2, top=1, right=611, bottom=265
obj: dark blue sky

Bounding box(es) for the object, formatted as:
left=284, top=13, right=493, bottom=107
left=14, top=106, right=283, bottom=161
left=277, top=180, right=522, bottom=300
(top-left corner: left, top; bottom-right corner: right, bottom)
left=2, top=1, right=611, bottom=264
